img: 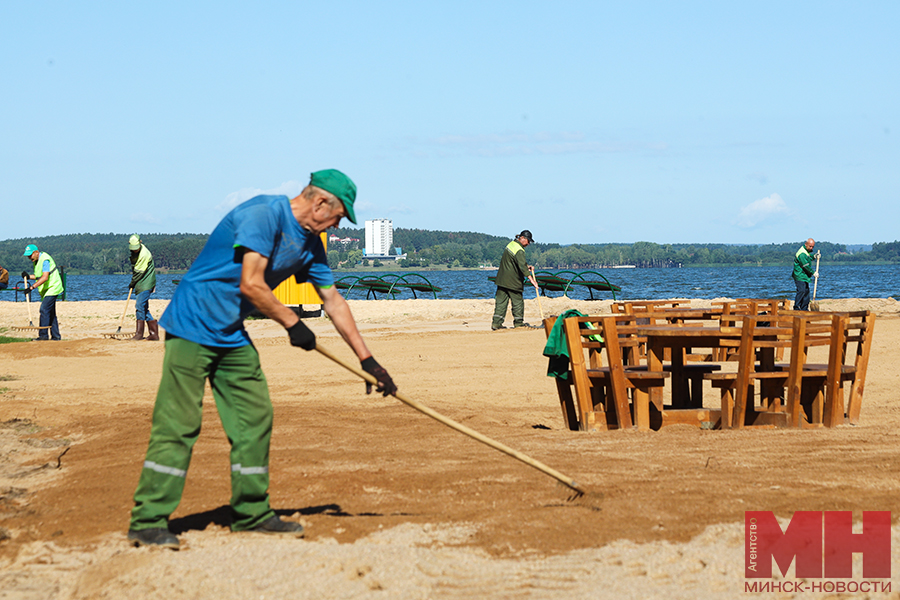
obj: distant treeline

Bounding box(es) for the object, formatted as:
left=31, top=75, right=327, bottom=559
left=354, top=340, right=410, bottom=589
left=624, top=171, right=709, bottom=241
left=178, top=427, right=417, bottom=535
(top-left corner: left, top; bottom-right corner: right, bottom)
left=332, top=228, right=900, bottom=270
left=1, top=231, right=899, bottom=275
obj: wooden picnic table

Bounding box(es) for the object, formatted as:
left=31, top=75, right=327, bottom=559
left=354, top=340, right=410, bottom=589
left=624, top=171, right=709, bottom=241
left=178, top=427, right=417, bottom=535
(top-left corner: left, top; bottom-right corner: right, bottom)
left=636, top=325, right=743, bottom=411
left=546, top=308, right=871, bottom=432
left=637, top=319, right=814, bottom=429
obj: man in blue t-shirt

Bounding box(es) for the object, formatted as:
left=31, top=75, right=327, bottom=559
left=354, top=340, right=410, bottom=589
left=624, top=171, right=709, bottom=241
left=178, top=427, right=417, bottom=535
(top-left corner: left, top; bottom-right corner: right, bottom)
left=128, top=169, right=396, bottom=550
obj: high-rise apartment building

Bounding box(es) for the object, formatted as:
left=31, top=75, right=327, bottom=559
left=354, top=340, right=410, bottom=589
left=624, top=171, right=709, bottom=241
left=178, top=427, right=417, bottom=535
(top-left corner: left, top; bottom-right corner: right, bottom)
left=365, top=219, right=393, bottom=256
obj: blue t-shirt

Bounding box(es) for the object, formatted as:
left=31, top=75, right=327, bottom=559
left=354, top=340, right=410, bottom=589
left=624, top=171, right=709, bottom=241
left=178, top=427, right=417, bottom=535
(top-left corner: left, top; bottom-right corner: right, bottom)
left=160, top=195, right=334, bottom=347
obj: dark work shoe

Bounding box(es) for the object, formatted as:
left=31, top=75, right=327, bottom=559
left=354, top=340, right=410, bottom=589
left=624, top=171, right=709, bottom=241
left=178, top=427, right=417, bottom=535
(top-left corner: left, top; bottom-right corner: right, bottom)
left=491, top=324, right=507, bottom=330
left=514, top=322, right=539, bottom=329
left=247, top=515, right=305, bottom=537
left=127, top=528, right=180, bottom=549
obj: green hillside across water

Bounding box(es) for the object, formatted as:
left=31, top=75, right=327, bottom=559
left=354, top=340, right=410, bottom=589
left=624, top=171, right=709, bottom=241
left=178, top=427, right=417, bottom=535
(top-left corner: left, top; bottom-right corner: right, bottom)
left=1, top=231, right=898, bottom=275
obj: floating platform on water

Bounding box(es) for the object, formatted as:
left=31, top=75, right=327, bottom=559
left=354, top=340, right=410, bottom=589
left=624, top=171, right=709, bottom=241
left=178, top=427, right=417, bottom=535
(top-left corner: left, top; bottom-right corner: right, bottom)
left=488, top=270, right=621, bottom=300
left=335, top=273, right=442, bottom=299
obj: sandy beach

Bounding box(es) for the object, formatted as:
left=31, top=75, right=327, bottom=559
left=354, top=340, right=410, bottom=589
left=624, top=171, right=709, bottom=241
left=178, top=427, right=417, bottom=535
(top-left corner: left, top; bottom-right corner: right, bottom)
left=2, top=296, right=900, bottom=599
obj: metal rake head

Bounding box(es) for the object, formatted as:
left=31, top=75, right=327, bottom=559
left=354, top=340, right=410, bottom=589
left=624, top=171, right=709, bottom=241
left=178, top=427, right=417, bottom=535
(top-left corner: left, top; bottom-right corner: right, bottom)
left=102, top=332, right=133, bottom=340
left=9, top=325, right=45, bottom=332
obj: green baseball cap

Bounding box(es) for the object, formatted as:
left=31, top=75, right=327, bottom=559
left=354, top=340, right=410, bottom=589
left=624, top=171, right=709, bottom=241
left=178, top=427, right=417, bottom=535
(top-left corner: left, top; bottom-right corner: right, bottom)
left=23, top=244, right=39, bottom=257
left=309, top=169, right=357, bottom=224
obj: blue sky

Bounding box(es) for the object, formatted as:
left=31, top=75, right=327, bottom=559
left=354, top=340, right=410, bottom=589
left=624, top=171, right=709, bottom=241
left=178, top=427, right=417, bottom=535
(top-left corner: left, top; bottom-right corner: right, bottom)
left=2, top=1, right=897, bottom=245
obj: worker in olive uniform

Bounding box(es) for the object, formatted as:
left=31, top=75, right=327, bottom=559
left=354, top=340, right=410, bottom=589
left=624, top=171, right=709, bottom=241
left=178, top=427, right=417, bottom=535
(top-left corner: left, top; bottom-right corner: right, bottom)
left=128, top=169, right=397, bottom=550
left=492, top=230, right=539, bottom=330
left=22, top=244, right=64, bottom=340
left=128, top=234, right=158, bottom=340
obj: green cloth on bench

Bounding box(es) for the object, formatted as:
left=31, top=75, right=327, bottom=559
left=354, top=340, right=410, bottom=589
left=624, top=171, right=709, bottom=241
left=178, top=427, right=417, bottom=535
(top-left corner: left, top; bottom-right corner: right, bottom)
left=543, top=309, right=593, bottom=380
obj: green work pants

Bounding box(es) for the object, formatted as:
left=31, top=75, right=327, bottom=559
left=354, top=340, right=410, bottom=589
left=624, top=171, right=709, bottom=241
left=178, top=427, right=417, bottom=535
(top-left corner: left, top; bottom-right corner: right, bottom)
left=493, top=286, right=525, bottom=328
left=130, top=337, right=275, bottom=531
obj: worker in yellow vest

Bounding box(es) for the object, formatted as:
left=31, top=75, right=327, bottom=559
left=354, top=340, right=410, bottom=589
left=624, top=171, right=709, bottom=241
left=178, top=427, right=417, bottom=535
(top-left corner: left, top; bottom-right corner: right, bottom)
left=128, top=234, right=159, bottom=340
left=492, top=230, right=539, bottom=330
left=22, top=244, right=64, bottom=340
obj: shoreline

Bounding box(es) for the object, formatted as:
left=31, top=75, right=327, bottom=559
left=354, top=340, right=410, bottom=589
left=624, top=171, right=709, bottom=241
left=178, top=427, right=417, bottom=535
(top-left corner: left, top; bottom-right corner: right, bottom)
left=28, top=262, right=900, bottom=278
left=2, top=297, right=899, bottom=341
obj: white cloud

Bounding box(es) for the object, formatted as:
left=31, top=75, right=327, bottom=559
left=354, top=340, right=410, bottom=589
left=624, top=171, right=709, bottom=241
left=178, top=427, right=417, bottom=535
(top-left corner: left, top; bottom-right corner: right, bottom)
left=217, top=181, right=304, bottom=212
left=130, top=212, right=161, bottom=225
left=353, top=199, right=376, bottom=212
left=735, top=193, right=790, bottom=228
left=386, top=204, right=414, bottom=215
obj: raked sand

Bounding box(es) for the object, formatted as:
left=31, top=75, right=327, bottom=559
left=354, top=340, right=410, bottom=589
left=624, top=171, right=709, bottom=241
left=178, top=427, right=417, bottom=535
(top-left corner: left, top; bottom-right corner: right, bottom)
left=1, top=296, right=900, bottom=599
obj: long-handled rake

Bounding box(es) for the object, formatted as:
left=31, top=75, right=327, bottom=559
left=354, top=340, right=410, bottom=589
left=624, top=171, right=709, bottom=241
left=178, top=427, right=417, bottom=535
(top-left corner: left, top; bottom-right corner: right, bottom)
left=9, top=277, right=50, bottom=335
left=314, top=344, right=597, bottom=504
left=103, top=289, right=134, bottom=340
left=810, top=251, right=822, bottom=311
left=531, top=267, right=544, bottom=321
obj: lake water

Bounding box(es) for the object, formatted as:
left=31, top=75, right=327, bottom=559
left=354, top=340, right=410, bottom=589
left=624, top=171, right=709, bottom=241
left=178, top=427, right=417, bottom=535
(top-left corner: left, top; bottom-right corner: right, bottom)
left=56, top=265, right=899, bottom=302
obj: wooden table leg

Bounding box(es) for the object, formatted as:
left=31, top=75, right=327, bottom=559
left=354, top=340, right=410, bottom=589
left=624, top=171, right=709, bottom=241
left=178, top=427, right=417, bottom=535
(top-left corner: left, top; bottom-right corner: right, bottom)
left=690, top=375, right=704, bottom=409
left=647, top=340, right=664, bottom=413
left=670, top=345, right=687, bottom=408
left=758, top=347, right=779, bottom=411
left=633, top=388, right=650, bottom=431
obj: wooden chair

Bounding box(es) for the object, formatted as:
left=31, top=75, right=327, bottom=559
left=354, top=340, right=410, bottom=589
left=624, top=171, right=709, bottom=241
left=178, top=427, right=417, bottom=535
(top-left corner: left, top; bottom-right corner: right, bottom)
left=615, top=309, right=723, bottom=404
left=703, top=314, right=835, bottom=428
left=607, top=315, right=725, bottom=429
left=711, top=298, right=786, bottom=315
left=711, top=299, right=785, bottom=361
left=542, top=317, right=581, bottom=431
left=824, top=311, right=875, bottom=426
left=544, top=315, right=670, bottom=431
left=611, top=300, right=691, bottom=314
left=776, top=311, right=875, bottom=427
left=780, top=313, right=839, bottom=427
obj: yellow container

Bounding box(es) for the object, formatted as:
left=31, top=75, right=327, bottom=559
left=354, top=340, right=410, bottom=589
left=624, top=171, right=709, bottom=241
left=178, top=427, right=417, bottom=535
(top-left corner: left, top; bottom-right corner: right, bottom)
left=271, top=233, right=326, bottom=306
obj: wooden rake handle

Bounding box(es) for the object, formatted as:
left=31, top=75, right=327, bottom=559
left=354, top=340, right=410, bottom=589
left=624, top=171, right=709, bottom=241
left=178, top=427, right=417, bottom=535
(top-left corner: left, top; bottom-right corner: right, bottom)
left=23, top=276, right=35, bottom=326
left=314, top=343, right=586, bottom=496
left=116, top=288, right=134, bottom=333
left=813, top=252, right=821, bottom=300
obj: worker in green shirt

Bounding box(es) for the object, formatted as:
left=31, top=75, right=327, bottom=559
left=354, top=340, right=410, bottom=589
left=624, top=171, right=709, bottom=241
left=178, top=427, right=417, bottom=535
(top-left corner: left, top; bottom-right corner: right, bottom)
left=791, top=238, right=817, bottom=311
left=492, top=230, right=539, bottom=330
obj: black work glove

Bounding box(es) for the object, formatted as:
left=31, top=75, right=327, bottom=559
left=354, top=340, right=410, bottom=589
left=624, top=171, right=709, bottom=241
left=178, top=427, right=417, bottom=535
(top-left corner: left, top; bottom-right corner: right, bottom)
left=361, top=356, right=397, bottom=396
left=21, top=271, right=29, bottom=279
left=286, top=320, right=316, bottom=350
